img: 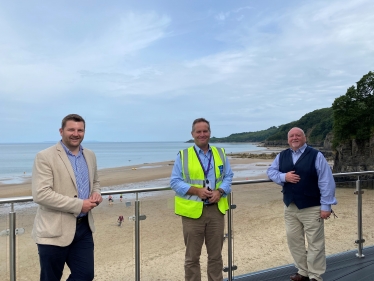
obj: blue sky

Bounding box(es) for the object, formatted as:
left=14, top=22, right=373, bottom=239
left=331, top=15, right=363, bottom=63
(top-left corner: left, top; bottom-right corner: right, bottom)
left=1, top=0, right=373, bottom=142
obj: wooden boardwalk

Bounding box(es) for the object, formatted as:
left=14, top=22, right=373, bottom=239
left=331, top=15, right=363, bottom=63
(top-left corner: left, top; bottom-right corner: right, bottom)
left=226, top=246, right=374, bottom=281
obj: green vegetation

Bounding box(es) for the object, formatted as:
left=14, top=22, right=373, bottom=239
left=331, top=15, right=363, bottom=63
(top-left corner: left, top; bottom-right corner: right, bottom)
left=332, top=71, right=374, bottom=146
left=209, top=126, right=279, bottom=143
left=266, top=108, right=333, bottom=145
left=206, top=108, right=333, bottom=145
left=187, top=108, right=333, bottom=145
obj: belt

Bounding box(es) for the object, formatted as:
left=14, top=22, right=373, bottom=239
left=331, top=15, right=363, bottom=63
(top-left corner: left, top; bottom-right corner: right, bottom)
left=204, top=203, right=217, bottom=207
left=77, top=216, right=88, bottom=224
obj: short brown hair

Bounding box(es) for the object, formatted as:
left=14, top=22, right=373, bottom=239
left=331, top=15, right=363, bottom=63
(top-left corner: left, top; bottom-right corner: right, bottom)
left=192, top=118, right=210, bottom=132
left=61, top=114, right=86, bottom=129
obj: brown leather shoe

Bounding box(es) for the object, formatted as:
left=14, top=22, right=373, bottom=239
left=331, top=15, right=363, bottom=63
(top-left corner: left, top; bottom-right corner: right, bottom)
left=290, top=273, right=309, bottom=281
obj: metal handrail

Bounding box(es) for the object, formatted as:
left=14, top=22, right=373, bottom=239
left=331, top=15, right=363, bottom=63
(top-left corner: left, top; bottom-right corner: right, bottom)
left=1, top=171, right=373, bottom=280
left=1, top=170, right=373, bottom=204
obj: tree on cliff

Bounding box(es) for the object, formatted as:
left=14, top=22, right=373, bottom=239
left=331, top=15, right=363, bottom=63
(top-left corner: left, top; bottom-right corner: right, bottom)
left=332, top=71, right=374, bottom=146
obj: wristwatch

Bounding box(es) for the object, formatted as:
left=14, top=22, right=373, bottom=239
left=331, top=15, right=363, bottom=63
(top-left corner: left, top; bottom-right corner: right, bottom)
left=218, top=189, right=225, bottom=197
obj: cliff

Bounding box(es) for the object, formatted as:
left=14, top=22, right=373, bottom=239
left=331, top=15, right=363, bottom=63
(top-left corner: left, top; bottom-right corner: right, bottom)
left=333, top=135, right=374, bottom=173
left=333, top=135, right=374, bottom=189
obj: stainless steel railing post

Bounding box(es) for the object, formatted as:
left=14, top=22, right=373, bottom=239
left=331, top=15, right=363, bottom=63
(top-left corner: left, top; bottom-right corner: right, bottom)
left=135, top=193, right=140, bottom=281
left=227, top=193, right=233, bottom=281
left=9, top=203, right=16, bottom=281
left=224, top=192, right=237, bottom=280
left=355, top=176, right=365, bottom=258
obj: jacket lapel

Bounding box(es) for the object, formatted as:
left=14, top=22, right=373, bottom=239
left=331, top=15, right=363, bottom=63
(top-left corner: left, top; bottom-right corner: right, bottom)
left=56, top=142, right=78, bottom=190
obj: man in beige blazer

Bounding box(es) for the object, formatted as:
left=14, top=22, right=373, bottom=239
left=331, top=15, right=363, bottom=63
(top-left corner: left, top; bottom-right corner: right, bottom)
left=32, top=114, right=102, bottom=281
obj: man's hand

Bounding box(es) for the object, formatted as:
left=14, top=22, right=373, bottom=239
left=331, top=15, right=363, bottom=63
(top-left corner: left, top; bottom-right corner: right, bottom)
left=81, top=199, right=98, bottom=213
left=90, top=192, right=103, bottom=206
left=320, top=210, right=331, bottom=220
left=187, top=186, right=224, bottom=202
left=207, top=190, right=221, bottom=204
left=196, top=187, right=213, bottom=200
left=285, top=171, right=300, bottom=183
left=187, top=186, right=212, bottom=200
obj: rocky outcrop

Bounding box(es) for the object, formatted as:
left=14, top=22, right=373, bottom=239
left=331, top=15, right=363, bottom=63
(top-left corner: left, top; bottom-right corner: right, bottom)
left=323, top=132, right=334, bottom=150
left=228, top=152, right=278, bottom=159
left=263, top=140, right=288, bottom=147
left=333, top=135, right=374, bottom=173
left=333, top=135, right=374, bottom=189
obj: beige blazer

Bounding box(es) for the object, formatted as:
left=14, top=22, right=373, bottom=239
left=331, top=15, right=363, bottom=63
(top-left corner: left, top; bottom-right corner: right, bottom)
left=31, top=142, right=100, bottom=247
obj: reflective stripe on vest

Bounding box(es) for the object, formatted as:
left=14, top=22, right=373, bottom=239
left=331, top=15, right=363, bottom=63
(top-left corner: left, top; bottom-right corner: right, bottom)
left=175, top=146, right=229, bottom=218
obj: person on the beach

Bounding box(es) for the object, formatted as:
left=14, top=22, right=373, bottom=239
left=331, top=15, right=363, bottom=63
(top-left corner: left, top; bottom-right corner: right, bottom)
left=108, top=195, right=113, bottom=205
left=267, top=127, right=337, bottom=281
left=31, top=114, right=102, bottom=281
left=117, top=215, right=124, bottom=227
left=120, top=194, right=123, bottom=202
left=170, top=117, right=233, bottom=281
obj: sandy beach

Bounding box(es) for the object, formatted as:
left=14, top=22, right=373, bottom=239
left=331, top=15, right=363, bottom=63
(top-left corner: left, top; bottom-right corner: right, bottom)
left=0, top=154, right=373, bottom=281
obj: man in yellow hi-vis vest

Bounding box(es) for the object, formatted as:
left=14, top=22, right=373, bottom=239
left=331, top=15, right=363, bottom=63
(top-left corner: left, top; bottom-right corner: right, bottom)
left=170, top=118, right=233, bottom=281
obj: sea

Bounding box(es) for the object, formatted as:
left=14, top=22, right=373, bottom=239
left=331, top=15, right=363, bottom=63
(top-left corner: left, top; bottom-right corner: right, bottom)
left=0, top=141, right=264, bottom=185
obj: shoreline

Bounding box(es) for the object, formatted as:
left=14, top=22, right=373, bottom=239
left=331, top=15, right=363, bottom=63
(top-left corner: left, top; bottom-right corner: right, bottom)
left=0, top=146, right=283, bottom=198
left=0, top=142, right=268, bottom=182
left=0, top=158, right=278, bottom=199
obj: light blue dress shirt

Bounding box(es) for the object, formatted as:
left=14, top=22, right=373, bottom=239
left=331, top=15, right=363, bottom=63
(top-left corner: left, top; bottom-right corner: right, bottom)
left=61, top=141, right=90, bottom=216
left=267, top=143, right=337, bottom=211
left=170, top=144, right=233, bottom=198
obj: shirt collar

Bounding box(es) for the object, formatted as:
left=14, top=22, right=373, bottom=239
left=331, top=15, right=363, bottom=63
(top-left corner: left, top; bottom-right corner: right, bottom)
left=289, top=143, right=307, bottom=154
left=60, top=140, right=83, bottom=156
left=194, top=144, right=211, bottom=154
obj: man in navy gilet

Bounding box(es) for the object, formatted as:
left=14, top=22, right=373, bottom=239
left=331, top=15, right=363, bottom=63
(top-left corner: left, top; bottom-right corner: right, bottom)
left=267, top=127, right=337, bottom=281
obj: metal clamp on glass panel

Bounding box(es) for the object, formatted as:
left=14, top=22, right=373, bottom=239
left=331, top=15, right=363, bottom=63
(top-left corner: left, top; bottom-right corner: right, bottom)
left=223, top=233, right=229, bottom=241
left=0, top=228, right=25, bottom=236
left=223, top=265, right=238, bottom=272
left=355, top=239, right=366, bottom=244
left=128, top=215, right=147, bottom=221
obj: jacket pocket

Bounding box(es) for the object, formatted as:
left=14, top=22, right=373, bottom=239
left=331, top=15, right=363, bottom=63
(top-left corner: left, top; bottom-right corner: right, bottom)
left=35, top=208, right=62, bottom=238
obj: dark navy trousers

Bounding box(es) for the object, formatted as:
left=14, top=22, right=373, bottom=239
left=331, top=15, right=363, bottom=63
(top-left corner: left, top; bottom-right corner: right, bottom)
left=37, top=218, right=94, bottom=281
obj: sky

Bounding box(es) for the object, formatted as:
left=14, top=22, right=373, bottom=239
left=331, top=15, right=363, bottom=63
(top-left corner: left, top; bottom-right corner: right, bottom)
left=0, top=0, right=373, bottom=143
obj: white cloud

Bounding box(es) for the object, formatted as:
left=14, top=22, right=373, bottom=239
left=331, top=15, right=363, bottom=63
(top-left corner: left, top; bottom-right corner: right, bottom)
left=0, top=10, right=171, bottom=102
left=0, top=0, right=373, bottom=142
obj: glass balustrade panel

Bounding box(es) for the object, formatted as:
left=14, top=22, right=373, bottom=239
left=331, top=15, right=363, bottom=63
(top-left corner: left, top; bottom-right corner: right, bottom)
left=230, top=180, right=374, bottom=279
left=325, top=185, right=361, bottom=255
left=230, top=182, right=292, bottom=278
left=0, top=203, right=9, bottom=281
left=362, top=181, right=374, bottom=248
left=90, top=193, right=135, bottom=280
left=11, top=202, right=39, bottom=281
left=138, top=189, right=185, bottom=281
left=2, top=194, right=136, bottom=281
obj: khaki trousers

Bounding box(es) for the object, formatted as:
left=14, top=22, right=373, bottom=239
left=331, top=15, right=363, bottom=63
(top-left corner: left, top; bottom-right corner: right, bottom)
left=284, top=203, right=326, bottom=281
left=182, top=204, right=225, bottom=281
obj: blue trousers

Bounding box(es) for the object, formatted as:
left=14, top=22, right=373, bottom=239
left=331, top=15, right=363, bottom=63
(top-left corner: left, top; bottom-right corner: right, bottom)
left=37, top=219, right=94, bottom=281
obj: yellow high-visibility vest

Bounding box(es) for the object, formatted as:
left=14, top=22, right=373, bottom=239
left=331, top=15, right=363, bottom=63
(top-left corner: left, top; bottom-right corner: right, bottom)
left=175, top=146, right=229, bottom=219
